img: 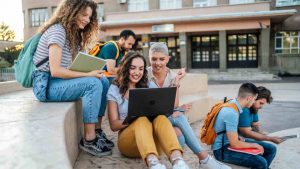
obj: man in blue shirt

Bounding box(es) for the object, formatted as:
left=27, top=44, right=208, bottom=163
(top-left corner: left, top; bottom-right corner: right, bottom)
left=99, top=29, right=136, bottom=75
left=212, top=83, right=275, bottom=169
left=239, top=86, right=282, bottom=144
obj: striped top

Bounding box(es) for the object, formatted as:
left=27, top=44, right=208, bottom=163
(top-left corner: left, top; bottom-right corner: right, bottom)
left=33, top=24, right=73, bottom=72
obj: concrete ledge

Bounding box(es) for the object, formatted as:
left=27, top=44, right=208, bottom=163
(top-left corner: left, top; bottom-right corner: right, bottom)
left=0, top=90, right=82, bottom=169
left=269, top=127, right=300, bottom=169
left=179, top=73, right=208, bottom=96
left=180, top=94, right=211, bottom=123
left=0, top=81, right=26, bottom=95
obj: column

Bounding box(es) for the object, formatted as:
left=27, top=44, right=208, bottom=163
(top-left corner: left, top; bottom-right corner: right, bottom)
left=260, top=28, right=270, bottom=71
left=141, top=34, right=150, bottom=66
left=179, top=32, right=188, bottom=70
left=219, top=30, right=227, bottom=72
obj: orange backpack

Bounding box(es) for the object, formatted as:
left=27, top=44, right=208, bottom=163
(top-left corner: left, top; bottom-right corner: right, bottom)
left=88, top=41, right=120, bottom=59
left=200, top=98, right=239, bottom=145
left=88, top=41, right=120, bottom=77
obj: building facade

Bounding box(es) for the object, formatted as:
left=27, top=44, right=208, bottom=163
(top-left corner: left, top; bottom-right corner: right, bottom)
left=22, top=0, right=300, bottom=74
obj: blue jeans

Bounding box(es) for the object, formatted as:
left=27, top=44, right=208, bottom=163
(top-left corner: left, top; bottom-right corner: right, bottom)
left=38, top=76, right=109, bottom=123
left=168, top=113, right=204, bottom=154
left=213, top=140, right=277, bottom=169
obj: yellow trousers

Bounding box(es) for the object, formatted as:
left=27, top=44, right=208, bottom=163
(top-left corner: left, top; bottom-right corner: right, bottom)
left=118, top=115, right=182, bottom=162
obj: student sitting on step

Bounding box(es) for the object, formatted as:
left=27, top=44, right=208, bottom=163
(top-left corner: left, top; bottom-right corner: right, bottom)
left=212, top=83, right=275, bottom=169
left=107, top=51, right=190, bottom=169
left=147, top=42, right=231, bottom=169
left=32, top=0, right=111, bottom=157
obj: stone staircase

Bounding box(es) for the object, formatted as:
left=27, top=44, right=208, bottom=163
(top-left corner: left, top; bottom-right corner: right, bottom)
left=189, top=69, right=280, bottom=81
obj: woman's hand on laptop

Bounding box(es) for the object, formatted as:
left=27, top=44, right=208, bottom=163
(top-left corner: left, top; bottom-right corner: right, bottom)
left=180, top=103, right=192, bottom=114
left=172, top=111, right=182, bottom=118
left=87, top=70, right=106, bottom=78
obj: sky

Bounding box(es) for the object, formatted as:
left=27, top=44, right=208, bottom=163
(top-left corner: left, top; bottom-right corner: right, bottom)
left=0, top=0, right=24, bottom=42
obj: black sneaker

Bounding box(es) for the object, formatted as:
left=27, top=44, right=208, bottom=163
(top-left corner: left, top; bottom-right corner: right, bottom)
left=96, top=129, right=115, bottom=148
left=79, top=136, right=112, bottom=157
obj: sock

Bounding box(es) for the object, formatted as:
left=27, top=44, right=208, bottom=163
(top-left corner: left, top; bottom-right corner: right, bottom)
left=200, top=155, right=210, bottom=164
left=85, top=137, right=97, bottom=143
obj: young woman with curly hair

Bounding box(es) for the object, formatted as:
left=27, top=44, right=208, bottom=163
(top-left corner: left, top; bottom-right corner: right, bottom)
left=107, top=51, right=190, bottom=169
left=32, top=0, right=111, bottom=157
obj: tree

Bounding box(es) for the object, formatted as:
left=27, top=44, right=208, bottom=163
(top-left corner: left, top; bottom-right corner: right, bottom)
left=1, top=44, right=23, bottom=66
left=0, top=22, right=15, bottom=41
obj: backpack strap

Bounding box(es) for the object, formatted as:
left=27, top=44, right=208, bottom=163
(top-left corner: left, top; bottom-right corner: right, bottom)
left=36, top=57, right=49, bottom=68
left=217, top=102, right=239, bottom=160
left=107, top=41, right=120, bottom=61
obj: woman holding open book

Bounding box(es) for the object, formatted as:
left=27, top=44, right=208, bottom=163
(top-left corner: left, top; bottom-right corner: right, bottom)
left=31, top=0, right=112, bottom=157
left=107, top=51, right=189, bottom=169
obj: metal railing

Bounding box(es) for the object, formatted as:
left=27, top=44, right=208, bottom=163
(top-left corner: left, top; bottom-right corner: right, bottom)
left=0, top=68, right=15, bottom=82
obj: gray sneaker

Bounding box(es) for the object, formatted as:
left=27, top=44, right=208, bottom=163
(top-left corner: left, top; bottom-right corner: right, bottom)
left=79, top=136, right=112, bottom=157
left=95, top=129, right=114, bottom=148
left=200, top=155, right=231, bottom=169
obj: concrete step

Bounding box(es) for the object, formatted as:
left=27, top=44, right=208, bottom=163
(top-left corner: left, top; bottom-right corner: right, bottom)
left=179, top=73, right=208, bottom=96
left=180, top=94, right=212, bottom=124
left=189, top=69, right=281, bottom=81
left=0, top=88, right=81, bottom=169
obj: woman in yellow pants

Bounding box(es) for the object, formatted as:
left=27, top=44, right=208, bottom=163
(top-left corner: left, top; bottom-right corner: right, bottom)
left=107, top=51, right=189, bottom=169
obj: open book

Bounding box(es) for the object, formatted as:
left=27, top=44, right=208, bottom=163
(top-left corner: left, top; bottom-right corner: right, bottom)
left=228, top=146, right=262, bottom=155
left=69, top=52, right=106, bottom=72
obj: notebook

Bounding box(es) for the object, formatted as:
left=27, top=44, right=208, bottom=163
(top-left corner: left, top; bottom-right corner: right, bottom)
left=228, top=146, right=262, bottom=155
left=122, top=87, right=177, bottom=125
left=69, top=52, right=106, bottom=72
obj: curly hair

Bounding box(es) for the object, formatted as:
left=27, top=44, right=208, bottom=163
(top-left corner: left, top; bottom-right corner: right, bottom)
left=114, top=51, right=148, bottom=96
left=38, top=0, right=98, bottom=58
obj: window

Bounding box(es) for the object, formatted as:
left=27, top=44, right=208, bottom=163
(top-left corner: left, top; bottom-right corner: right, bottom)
left=52, top=7, right=57, bottom=13
left=97, top=3, right=104, bottom=22
left=128, top=0, right=149, bottom=12
left=193, top=0, right=217, bottom=7
left=30, top=8, right=48, bottom=27
left=160, top=0, right=182, bottom=10
left=227, top=34, right=258, bottom=68
left=229, top=0, right=255, bottom=5
left=275, top=31, right=300, bottom=54
left=276, top=0, right=300, bottom=6
left=191, top=35, right=219, bottom=68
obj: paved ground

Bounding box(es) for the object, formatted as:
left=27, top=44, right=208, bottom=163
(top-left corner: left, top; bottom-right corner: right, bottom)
left=74, top=81, right=300, bottom=169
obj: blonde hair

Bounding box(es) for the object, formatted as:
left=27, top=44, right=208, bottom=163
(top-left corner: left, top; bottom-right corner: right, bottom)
left=39, top=0, right=98, bottom=58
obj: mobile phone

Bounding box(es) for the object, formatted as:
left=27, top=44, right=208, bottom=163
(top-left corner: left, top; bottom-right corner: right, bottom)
left=281, top=134, right=299, bottom=141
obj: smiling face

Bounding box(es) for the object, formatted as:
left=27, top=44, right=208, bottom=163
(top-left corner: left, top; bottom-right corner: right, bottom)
left=129, top=57, right=145, bottom=85
left=76, top=6, right=92, bottom=30
left=120, top=36, right=136, bottom=51
left=149, top=52, right=170, bottom=74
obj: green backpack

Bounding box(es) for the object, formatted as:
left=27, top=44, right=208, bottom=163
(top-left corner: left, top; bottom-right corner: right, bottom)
left=14, top=33, right=48, bottom=88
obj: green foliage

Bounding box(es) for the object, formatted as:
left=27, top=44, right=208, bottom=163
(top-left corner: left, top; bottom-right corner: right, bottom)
left=0, top=58, right=11, bottom=68
left=0, top=44, right=22, bottom=67
left=0, top=22, right=16, bottom=41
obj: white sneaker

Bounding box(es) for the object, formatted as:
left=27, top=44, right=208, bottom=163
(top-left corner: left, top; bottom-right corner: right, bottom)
left=172, top=158, right=190, bottom=169
left=149, top=163, right=166, bottom=169
left=200, top=155, right=231, bottom=169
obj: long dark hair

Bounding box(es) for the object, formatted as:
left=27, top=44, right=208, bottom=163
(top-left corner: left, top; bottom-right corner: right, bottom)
left=115, top=51, right=148, bottom=96
left=39, top=0, right=98, bottom=58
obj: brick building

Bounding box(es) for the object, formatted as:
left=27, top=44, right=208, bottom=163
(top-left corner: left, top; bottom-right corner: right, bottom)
left=22, top=0, right=300, bottom=74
